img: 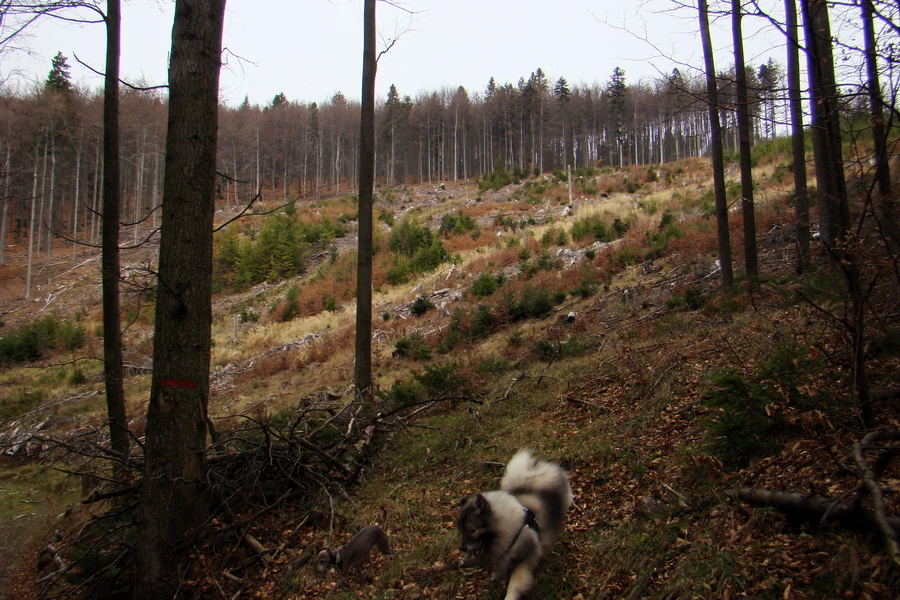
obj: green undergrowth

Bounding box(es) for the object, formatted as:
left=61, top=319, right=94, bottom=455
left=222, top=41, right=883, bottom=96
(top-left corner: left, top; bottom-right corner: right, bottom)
left=292, top=267, right=899, bottom=599
left=0, top=459, right=79, bottom=521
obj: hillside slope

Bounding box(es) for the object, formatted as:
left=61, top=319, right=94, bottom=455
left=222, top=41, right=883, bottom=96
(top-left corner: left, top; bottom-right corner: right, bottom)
left=1, top=154, right=898, bottom=599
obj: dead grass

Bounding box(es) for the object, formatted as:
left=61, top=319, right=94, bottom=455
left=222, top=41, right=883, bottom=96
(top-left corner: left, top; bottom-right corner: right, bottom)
left=5, top=143, right=900, bottom=599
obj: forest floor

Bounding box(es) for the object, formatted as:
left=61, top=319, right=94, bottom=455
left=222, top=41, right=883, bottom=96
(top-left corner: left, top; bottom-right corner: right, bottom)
left=0, top=152, right=899, bottom=599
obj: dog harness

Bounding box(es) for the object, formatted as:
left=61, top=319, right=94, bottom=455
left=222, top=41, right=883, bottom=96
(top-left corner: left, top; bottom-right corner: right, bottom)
left=522, top=506, right=539, bottom=534
left=502, top=505, right=540, bottom=558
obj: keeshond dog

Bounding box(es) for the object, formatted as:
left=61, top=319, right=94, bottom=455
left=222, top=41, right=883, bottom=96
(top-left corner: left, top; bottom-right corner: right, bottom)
left=456, top=450, right=573, bottom=600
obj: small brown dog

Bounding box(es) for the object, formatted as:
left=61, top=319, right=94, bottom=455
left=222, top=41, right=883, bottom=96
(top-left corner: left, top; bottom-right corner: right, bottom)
left=315, top=524, right=391, bottom=579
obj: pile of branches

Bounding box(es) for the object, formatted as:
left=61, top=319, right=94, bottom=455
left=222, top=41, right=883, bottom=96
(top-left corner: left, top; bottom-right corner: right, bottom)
left=731, top=429, right=900, bottom=568
left=20, top=385, right=483, bottom=600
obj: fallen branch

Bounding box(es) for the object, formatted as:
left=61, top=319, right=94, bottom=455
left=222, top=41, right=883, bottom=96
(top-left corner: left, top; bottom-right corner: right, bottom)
left=729, top=488, right=900, bottom=533
left=83, top=482, right=141, bottom=505
left=242, top=533, right=274, bottom=565
left=852, top=430, right=900, bottom=567
left=499, top=371, right=527, bottom=403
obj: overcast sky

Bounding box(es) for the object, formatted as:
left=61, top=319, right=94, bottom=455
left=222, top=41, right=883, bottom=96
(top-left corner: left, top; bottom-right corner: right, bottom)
left=0, top=0, right=787, bottom=107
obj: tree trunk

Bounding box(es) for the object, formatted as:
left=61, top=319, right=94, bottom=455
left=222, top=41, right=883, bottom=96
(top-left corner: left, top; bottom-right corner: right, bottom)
left=46, top=134, right=56, bottom=259
left=800, top=0, right=869, bottom=424
left=90, top=141, right=101, bottom=250
left=101, top=0, right=129, bottom=467
left=134, top=1, right=226, bottom=598
left=0, top=146, right=10, bottom=266
left=71, top=130, right=82, bottom=260
left=354, top=0, right=376, bottom=401
left=732, top=0, right=758, bottom=285
left=25, top=147, right=40, bottom=299
left=699, top=0, right=734, bottom=290
left=861, top=0, right=891, bottom=198
left=785, top=0, right=810, bottom=272
left=38, top=136, right=48, bottom=256
left=800, top=0, right=849, bottom=245
left=860, top=0, right=897, bottom=250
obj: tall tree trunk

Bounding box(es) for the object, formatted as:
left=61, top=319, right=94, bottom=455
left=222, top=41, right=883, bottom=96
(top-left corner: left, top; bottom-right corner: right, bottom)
left=25, top=147, right=40, bottom=299
left=133, top=131, right=145, bottom=244
left=101, top=0, right=129, bottom=467
left=46, top=134, right=56, bottom=259
left=90, top=141, right=101, bottom=250
left=732, top=0, right=758, bottom=285
left=801, top=0, right=849, bottom=245
left=861, top=0, right=891, bottom=197
left=354, top=0, right=376, bottom=400
left=72, top=130, right=82, bottom=260
left=785, top=0, right=810, bottom=271
left=38, top=136, right=48, bottom=256
left=135, top=1, right=226, bottom=598
left=801, top=0, right=869, bottom=425
left=0, top=146, right=10, bottom=266
left=699, top=0, right=734, bottom=289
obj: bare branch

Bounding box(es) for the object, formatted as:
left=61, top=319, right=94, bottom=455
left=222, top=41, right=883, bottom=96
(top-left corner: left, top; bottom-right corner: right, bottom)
left=72, top=53, right=167, bottom=91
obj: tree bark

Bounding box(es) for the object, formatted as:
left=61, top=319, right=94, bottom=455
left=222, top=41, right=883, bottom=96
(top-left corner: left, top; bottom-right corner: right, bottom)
left=699, top=0, right=734, bottom=290
left=861, top=0, right=891, bottom=198
left=800, top=0, right=849, bottom=245
left=101, top=0, right=129, bottom=467
left=354, top=0, right=376, bottom=401
left=134, top=1, right=226, bottom=598
left=784, top=0, right=810, bottom=272
left=0, top=146, right=10, bottom=266
left=801, top=0, right=869, bottom=424
left=25, top=146, right=39, bottom=299
left=732, top=0, right=758, bottom=285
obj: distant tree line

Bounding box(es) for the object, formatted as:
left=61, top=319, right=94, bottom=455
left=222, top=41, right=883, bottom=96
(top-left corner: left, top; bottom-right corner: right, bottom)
left=0, top=2, right=896, bottom=285
left=0, top=56, right=795, bottom=266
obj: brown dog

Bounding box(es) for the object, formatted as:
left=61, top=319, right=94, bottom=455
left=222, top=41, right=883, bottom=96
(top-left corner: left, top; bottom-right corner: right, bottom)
left=315, top=524, right=391, bottom=579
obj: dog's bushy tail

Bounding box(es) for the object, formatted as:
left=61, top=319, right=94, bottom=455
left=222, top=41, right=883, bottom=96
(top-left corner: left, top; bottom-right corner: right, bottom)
left=501, top=450, right=572, bottom=552
left=501, top=450, right=572, bottom=509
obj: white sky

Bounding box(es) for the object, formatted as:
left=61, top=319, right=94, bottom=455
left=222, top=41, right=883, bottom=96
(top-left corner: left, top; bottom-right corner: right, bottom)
left=0, top=0, right=788, bottom=107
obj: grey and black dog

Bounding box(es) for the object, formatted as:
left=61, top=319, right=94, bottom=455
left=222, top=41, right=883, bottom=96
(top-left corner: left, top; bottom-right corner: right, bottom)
left=315, top=524, right=391, bottom=580
left=456, top=450, right=572, bottom=600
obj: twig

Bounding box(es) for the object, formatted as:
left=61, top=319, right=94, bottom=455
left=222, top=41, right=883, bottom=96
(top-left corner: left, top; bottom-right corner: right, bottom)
left=852, top=430, right=900, bottom=567
left=499, top=371, right=527, bottom=402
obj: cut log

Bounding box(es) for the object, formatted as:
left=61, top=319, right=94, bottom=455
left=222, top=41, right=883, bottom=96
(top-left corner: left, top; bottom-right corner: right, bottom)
left=729, top=488, right=900, bottom=533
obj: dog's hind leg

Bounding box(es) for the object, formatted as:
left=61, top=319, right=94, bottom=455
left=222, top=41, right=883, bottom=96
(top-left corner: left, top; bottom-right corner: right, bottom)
left=504, top=563, right=534, bottom=600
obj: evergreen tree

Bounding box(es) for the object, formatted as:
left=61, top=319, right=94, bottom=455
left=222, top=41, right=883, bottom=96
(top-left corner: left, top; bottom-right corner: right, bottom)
left=485, top=76, right=497, bottom=102
left=270, top=92, right=287, bottom=109
left=554, top=76, right=572, bottom=168
left=553, top=76, right=570, bottom=104
left=45, top=51, right=72, bottom=92
left=384, top=84, right=401, bottom=184
left=606, top=67, right=627, bottom=167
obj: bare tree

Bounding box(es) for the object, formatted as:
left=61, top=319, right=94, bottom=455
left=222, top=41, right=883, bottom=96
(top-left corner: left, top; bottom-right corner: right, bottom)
left=732, top=0, right=758, bottom=285
left=100, top=0, right=128, bottom=466
left=354, top=0, right=376, bottom=400
left=801, top=0, right=849, bottom=245
left=134, top=1, right=226, bottom=598
left=699, top=0, right=734, bottom=290
left=784, top=0, right=811, bottom=272
left=860, top=0, right=891, bottom=197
